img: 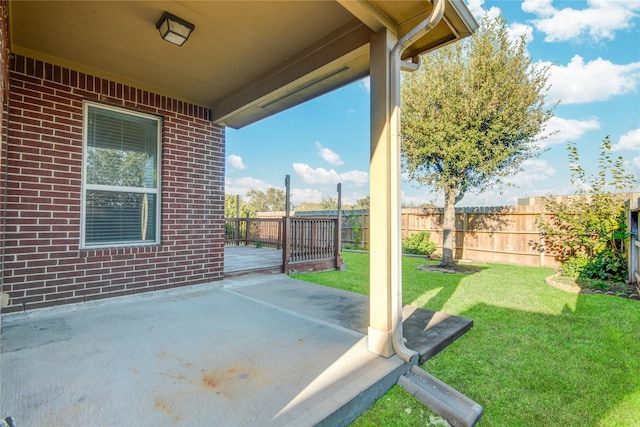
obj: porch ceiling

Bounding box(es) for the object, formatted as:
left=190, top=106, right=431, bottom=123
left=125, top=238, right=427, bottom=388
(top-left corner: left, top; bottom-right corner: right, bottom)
left=9, top=0, right=475, bottom=129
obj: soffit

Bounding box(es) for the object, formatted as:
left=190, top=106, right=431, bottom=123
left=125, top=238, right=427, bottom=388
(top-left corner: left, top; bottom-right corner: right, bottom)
left=9, top=1, right=475, bottom=129
left=355, top=0, right=476, bottom=58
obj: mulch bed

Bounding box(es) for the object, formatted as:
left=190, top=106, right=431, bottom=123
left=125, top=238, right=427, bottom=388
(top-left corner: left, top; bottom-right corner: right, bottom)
left=416, top=264, right=483, bottom=274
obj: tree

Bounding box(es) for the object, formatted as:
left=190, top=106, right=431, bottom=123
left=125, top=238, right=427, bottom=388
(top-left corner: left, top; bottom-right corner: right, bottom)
left=246, top=187, right=286, bottom=212
left=224, top=195, right=253, bottom=218
left=353, top=195, right=370, bottom=210
left=319, top=196, right=338, bottom=210
left=401, top=15, right=553, bottom=267
left=295, top=201, right=322, bottom=211
left=540, top=137, right=636, bottom=283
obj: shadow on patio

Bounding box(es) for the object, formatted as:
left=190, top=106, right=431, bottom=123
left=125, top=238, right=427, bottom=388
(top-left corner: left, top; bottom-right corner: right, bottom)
left=1, top=274, right=472, bottom=426
left=1, top=275, right=400, bottom=426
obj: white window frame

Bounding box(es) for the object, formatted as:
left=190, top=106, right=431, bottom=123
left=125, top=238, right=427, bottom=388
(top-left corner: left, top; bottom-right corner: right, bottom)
left=80, top=101, right=162, bottom=248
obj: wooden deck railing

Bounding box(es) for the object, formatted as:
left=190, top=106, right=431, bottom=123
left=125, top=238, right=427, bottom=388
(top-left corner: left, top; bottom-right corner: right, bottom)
left=225, top=216, right=340, bottom=273
left=225, top=217, right=282, bottom=249
left=283, top=216, right=339, bottom=273
left=286, top=217, right=338, bottom=262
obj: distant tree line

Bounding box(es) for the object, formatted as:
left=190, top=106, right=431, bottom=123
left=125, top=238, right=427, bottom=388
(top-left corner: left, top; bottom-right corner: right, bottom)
left=225, top=189, right=377, bottom=216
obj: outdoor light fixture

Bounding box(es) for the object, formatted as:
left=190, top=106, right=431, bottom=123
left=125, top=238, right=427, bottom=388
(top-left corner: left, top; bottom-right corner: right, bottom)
left=156, top=11, right=195, bottom=47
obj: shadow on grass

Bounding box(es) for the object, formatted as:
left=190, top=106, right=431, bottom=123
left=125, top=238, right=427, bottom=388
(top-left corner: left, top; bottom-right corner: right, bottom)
left=423, top=297, right=639, bottom=426
left=342, top=253, right=639, bottom=425
left=402, top=257, right=487, bottom=313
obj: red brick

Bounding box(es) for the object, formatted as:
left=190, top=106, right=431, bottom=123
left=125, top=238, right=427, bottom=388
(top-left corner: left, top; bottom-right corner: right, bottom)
left=55, top=296, right=84, bottom=305
left=5, top=54, right=225, bottom=312
left=24, top=300, right=56, bottom=310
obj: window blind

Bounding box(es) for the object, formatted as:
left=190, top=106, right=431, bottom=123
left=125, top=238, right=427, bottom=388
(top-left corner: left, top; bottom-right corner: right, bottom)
left=83, top=103, right=160, bottom=247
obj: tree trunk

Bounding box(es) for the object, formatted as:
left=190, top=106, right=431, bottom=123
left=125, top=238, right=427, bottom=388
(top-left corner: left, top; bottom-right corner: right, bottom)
left=441, top=188, right=457, bottom=267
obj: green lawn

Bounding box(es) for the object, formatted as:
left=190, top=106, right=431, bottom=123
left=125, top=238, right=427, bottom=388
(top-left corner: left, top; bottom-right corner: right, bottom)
left=291, top=252, right=640, bottom=426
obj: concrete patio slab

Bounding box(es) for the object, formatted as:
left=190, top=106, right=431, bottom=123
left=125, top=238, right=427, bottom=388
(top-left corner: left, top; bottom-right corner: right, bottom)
left=1, top=274, right=473, bottom=426
left=0, top=276, right=404, bottom=427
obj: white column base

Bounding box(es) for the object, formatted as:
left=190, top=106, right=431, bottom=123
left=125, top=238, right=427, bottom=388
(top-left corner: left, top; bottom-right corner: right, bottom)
left=367, top=327, right=395, bottom=358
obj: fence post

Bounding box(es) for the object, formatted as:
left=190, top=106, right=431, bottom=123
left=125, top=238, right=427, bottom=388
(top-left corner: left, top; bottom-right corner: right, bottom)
left=283, top=175, right=291, bottom=273
left=361, top=212, right=366, bottom=248
left=539, top=212, right=545, bottom=267
left=277, top=220, right=282, bottom=250
left=627, top=201, right=638, bottom=288
left=463, top=211, right=467, bottom=260
left=235, top=195, right=240, bottom=245
left=336, top=183, right=342, bottom=268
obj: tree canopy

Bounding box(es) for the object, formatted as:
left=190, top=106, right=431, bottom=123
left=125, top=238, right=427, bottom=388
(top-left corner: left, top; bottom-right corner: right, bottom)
left=401, top=15, right=553, bottom=266
left=245, top=187, right=286, bottom=212
left=353, top=195, right=370, bottom=210
left=319, top=196, right=338, bottom=210
left=224, top=194, right=253, bottom=218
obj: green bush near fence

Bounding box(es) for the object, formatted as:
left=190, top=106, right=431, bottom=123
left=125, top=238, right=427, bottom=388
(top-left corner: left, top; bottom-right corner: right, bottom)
left=402, top=231, right=437, bottom=256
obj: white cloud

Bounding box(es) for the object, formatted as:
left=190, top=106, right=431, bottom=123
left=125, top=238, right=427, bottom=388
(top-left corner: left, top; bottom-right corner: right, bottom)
left=537, top=116, right=600, bottom=148
left=521, top=0, right=556, bottom=16
left=359, top=77, right=370, bottom=93
left=402, top=193, right=432, bottom=207
left=315, top=142, right=344, bottom=166
left=612, top=129, right=640, bottom=151
left=507, top=22, right=534, bottom=44
left=227, top=154, right=246, bottom=170
left=466, top=0, right=501, bottom=20
left=225, top=176, right=272, bottom=197
left=543, top=55, right=640, bottom=104
left=633, top=157, right=640, bottom=169
left=522, top=0, right=640, bottom=42
left=293, top=163, right=369, bottom=186
left=344, top=191, right=369, bottom=206
left=505, top=159, right=556, bottom=187
left=291, top=188, right=323, bottom=205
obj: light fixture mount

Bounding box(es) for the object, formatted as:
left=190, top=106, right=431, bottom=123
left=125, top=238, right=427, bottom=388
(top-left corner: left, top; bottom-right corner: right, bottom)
left=156, top=11, right=195, bottom=47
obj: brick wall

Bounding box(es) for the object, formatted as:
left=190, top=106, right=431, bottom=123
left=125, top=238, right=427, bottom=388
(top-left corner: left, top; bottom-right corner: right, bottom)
left=1, top=0, right=9, bottom=310
left=2, top=54, right=225, bottom=313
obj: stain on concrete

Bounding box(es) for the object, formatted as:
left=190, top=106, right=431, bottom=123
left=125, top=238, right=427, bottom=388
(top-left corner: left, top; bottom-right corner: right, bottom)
left=200, top=367, right=259, bottom=399
left=155, top=398, right=174, bottom=414
left=201, top=373, right=220, bottom=389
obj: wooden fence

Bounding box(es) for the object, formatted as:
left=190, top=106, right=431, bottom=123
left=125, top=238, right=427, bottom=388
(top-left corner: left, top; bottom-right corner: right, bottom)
left=398, top=206, right=556, bottom=268
left=630, top=206, right=639, bottom=293
left=249, top=198, right=640, bottom=270
left=266, top=206, right=559, bottom=268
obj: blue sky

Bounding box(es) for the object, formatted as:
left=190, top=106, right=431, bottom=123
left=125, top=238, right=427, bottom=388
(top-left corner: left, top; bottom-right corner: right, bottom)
left=226, top=0, right=639, bottom=208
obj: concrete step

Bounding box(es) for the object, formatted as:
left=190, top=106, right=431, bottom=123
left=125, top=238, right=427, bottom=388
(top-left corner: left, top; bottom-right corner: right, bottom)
left=403, top=305, right=474, bottom=365
left=398, top=365, right=483, bottom=427
left=223, top=265, right=283, bottom=277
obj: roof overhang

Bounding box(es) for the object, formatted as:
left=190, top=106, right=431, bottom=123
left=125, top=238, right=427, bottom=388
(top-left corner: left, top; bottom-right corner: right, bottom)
left=9, top=0, right=477, bottom=129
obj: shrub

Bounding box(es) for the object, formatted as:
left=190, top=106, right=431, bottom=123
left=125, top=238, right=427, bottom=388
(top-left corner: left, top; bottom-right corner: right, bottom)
left=561, top=254, right=589, bottom=279
left=402, top=232, right=437, bottom=256
left=540, top=137, right=635, bottom=286
left=580, top=251, right=627, bottom=283
left=346, top=213, right=363, bottom=248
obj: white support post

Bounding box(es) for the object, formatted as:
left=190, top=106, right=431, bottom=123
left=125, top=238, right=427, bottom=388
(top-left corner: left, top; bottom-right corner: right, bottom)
left=368, top=29, right=400, bottom=357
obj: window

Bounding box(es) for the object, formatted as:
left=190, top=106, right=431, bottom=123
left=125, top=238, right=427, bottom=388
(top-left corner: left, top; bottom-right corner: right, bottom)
left=81, top=102, right=161, bottom=248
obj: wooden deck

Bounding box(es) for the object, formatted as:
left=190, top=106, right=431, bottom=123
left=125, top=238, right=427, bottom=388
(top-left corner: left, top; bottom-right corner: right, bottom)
left=224, top=245, right=283, bottom=276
